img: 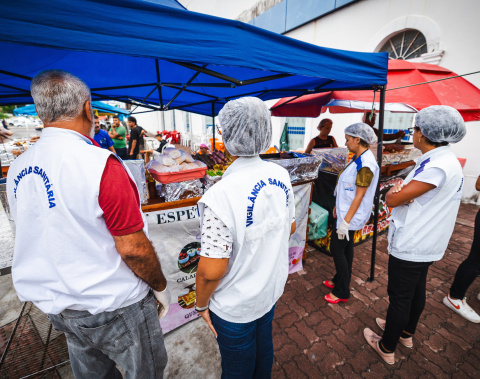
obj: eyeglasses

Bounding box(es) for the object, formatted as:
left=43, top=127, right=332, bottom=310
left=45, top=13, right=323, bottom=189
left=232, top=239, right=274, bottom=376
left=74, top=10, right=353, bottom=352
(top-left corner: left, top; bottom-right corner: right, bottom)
left=408, top=127, right=414, bottom=134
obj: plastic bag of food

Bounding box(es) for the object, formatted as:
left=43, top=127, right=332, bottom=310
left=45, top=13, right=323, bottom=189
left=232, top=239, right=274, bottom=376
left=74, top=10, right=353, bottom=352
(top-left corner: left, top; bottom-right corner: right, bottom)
left=194, top=160, right=207, bottom=168
left=181, top=162, right=199, bottom=170
left=180, top=150, right=194, bottom=163
left=146, top=159, right=164, bottom=172
left=164, top=147, right=181, bottom=159
left=153, top=154, right=175, bottom=166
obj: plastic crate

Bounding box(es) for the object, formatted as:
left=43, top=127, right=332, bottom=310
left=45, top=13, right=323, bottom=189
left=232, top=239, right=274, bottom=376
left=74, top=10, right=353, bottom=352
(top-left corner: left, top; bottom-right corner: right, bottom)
left=149, top=166, right=207, bottom=184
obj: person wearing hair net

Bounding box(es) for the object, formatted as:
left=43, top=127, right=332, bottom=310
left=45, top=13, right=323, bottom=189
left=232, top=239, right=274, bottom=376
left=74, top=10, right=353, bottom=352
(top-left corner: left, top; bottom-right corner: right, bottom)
left=364, top=105, right=466, bottom=365
left=195, top=97, right=296, bottom=378
left=304, top=118, right=338, bottom=153
left=324, top=123, right=379, bottom=305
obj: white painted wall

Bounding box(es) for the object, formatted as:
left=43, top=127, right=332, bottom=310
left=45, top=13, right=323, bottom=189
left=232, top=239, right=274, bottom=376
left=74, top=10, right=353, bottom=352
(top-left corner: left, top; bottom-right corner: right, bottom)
left=177, top=0, right=260, bottom=19
left=284, top=0, right=480, bottom=203
left=176, top=0, right=480, bottom=203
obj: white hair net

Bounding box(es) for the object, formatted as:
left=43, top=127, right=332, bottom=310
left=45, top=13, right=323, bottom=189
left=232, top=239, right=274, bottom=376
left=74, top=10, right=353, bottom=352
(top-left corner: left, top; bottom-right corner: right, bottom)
left=344, top=123, right=378, bottom=145
left=415, top=105, right=466, bottom=143
left=218, top=97, right=272, bottom=156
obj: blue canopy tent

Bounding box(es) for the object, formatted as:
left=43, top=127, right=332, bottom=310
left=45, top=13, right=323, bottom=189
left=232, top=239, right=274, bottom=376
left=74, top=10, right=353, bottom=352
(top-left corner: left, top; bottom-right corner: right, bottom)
left=13, top=102, right=130, bottom=120
left=0, top=0, right=387, bottom=117
left=0, top=0, right=389, bottom=281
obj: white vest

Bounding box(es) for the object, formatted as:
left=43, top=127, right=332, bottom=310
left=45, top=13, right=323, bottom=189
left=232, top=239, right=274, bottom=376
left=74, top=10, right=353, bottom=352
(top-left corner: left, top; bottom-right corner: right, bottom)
left=388, top=146, right=463, bottom=262
left=6, top=128, right=149, bottom=315
left=335, top=149, right=379, bottom=231
left=198, top=156, right=295, bottom=323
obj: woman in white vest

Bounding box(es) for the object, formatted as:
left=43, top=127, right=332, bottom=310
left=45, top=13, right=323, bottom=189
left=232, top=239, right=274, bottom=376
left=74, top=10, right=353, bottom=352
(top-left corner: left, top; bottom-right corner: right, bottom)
left=364, top=105, right=466, bottom=365
left=195, top=97, right=296, bottom=378
left=324, top=123, right=379, bottom=304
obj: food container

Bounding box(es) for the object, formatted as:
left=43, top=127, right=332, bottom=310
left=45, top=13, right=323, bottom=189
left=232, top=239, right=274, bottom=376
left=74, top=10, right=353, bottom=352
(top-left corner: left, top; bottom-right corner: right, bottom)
left=149, top=166, right=207, bottom=184
left=178, top=252, right=189, bottom=264
left=123, top=159, right=148, bottom=204
left=159, top=179, right=204, bottom=202
left=311, top=148, right=348, bottom=173
left=261, top=152, right=323, bottom=184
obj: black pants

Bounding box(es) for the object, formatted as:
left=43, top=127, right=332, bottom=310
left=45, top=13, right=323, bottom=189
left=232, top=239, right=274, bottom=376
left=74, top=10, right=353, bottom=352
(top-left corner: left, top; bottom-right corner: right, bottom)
left=381, top=255, right=432, bottom=352
left=330, top=230, right=356, bottom=299
left=450, top=208, right=480, bottom=299
left=115, top=147, right=128, bottom=160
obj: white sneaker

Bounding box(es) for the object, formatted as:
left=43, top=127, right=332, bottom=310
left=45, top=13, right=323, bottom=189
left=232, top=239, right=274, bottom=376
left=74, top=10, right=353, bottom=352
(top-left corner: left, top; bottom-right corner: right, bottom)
left=443, top=295, right=480, bottom=323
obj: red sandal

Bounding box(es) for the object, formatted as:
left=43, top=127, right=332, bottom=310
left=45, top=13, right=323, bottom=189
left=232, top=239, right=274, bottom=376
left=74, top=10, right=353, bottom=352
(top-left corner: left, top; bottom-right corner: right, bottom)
left=324, top=294, right=348, bottom=304
left=323, top=280, right=335, bottom=289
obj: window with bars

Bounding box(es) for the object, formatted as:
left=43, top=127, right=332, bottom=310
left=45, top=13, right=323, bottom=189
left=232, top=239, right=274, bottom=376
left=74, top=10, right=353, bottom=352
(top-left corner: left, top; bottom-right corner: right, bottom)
left=379, top=30, right=427, bottom=60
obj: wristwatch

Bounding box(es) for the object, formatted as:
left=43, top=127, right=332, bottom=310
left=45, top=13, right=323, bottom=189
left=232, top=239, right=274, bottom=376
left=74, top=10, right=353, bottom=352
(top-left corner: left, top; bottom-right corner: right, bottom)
left=194, top=299, right=209, bottom=313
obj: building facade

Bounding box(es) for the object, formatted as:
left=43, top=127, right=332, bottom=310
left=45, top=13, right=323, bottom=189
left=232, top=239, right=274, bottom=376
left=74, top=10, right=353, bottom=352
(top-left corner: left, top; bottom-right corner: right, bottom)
left=177, top=0, right=480, bottom=204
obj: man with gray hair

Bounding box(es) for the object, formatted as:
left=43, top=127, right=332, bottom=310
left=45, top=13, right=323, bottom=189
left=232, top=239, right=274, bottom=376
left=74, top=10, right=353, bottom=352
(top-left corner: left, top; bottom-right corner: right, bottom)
left=6, top=70, right=170, bottom=378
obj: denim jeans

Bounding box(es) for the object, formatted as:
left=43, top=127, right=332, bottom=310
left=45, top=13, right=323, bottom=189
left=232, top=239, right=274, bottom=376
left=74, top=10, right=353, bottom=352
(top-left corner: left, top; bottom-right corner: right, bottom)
left=210, top=305, right=276, bottom=379
left=48, top=291, right=167, bottom=379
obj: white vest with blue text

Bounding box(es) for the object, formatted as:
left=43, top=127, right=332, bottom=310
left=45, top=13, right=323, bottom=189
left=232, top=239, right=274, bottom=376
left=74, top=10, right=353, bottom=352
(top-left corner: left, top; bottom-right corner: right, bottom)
left=198, top=156, right=295, bottom=323
left=335, top=149, right=380, bottom=231
left=6, top=127, right=149, bottom=315
left=388, top=146, right=463, bottom=262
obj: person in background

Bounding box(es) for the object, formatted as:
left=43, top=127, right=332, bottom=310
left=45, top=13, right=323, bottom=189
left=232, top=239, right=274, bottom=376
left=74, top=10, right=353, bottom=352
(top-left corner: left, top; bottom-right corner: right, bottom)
left=195, top=97, right=296, bottom=378
left=198, top=143, right=210, bottom=155
left=0, top=120, right=13, bottom=138
left=324, top=123, right=379, bottom=304
left=154, top=132, right=168, bottom=154
left=93, top=115, right=115, bottom=153
left=305, top=118, right=338, bottom=153
left=142, top=132, right=168, bottom=156
left=443, top=174, right=480, bottom=323
left=108, top=115, right=127, bottom=160
left=6, top=70, right=170, bottom=378
left=2, top=119, right=9, bottom=130
left=364, top=105, right=466, bottom=365
left=363, top=111, right=406, bottom=141
left=127, top=116, right=145, bottom=159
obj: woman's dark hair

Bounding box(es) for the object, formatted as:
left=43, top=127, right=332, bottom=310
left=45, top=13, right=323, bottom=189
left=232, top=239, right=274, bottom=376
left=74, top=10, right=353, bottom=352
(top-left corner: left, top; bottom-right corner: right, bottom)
left=359, top=139, right=370, bottom=148
left=127, top=116, right=137, bottom=124
left=414, top=126, right=449, bottom=147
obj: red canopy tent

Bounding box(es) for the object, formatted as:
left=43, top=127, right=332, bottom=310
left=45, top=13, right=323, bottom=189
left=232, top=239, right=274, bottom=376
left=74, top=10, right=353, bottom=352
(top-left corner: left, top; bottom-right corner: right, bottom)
left=271, top=60, right=480, bottom=122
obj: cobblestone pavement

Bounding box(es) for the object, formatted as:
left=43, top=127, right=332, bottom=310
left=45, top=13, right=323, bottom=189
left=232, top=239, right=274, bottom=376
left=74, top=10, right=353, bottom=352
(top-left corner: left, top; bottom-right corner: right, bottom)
left=272, top=203, right=480, bottom=378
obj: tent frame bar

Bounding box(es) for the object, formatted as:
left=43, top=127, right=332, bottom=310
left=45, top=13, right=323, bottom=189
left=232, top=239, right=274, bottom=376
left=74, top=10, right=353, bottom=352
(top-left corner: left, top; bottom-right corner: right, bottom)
left=170, top=61, right=292, bottom=87
left=165, top=66, right=205, bottom=110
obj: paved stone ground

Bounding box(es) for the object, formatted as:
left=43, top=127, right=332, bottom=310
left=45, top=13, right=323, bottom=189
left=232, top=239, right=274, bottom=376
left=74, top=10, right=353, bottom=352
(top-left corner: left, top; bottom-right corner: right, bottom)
left=271, top=203, right=480, bottom=378
left=1, top=203, right=478, bottom=378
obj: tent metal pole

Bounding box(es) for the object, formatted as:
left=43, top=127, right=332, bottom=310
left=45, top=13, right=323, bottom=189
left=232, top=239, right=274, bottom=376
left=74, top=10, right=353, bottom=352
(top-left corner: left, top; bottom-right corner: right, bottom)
left=155, top=59, right=166, bottom=131
left=212, top=103, right=216, bottom=150
left=369, top=86, right=386, bottom=282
